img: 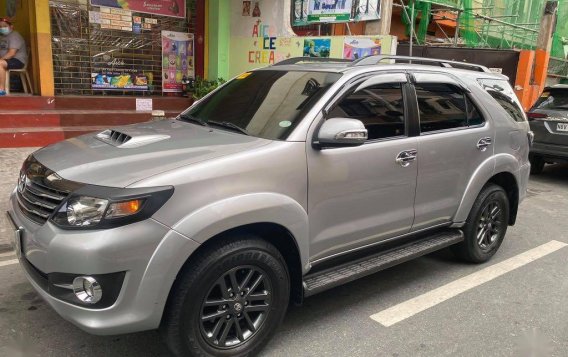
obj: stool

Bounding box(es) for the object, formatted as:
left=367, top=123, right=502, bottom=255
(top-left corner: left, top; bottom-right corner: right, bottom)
left=6, top=62, right=33, bottom=95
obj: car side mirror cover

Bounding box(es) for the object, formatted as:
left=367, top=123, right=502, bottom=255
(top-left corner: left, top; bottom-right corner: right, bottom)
left=316, top=118, right=368, bottom=148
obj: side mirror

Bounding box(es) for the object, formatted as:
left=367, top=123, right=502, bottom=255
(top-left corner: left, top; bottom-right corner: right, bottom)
left=316, top=118, right=368, bottom=148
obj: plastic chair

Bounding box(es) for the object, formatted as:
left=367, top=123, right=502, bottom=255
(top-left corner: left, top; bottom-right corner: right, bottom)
left=5, top=49, right=33, bottom=95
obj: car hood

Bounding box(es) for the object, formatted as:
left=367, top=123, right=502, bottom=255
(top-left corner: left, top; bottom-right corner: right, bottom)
left=32, top=119, right=272, bottom=187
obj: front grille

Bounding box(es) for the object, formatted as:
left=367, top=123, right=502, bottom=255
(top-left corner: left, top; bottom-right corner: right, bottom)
left=17, top=179, right=67, bottom=224
left=16, top=156, right=81, bottom=225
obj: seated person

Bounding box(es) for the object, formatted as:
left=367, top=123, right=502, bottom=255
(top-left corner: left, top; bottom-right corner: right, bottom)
left=0, top=17, right=28, bottom=96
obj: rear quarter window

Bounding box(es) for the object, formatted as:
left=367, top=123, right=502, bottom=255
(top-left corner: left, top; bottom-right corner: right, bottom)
left=478, top=78, right=526, bottom=122
left=533, top=89, right=568, bottom=110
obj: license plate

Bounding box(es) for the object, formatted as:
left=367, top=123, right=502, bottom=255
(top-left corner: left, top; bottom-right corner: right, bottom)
left=558, top=123, right=568, bottom=132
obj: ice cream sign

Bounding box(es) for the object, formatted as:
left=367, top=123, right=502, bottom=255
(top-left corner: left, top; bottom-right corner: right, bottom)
left=248, top=20, right=277, bottom=64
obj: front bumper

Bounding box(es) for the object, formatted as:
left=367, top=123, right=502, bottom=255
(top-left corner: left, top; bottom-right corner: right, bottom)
left=7, top=190, right=200, bottom=335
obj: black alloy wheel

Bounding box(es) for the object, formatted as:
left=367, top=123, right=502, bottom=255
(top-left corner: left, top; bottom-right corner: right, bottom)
left=476, top=200, right=505, bottom=252
left=200, top=266, right=272, bottom=349
left=452, top=184, right=510, bottom=263
left=161, top=236, right=289, bottom=357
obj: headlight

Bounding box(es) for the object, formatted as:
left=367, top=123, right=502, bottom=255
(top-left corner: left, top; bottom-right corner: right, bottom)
left=66, top=196, right=109, bottom=226
left=50, top=185, right=173, bottom=229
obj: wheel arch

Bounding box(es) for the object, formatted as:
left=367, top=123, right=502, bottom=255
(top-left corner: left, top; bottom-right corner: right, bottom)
left=165, top=222, right=305, bottom=314
left=454, top=155, right=520, bottom=226
left=487, top=171, right=519, bottom=225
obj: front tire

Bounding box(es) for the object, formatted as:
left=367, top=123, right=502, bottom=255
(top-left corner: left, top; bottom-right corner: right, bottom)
left=452, top=184, right=509, bottom=263
left=161, top=236, right=290, bottom=357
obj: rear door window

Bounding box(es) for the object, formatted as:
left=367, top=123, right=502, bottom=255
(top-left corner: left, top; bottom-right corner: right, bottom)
left=414, top=83, right=484, bottom=133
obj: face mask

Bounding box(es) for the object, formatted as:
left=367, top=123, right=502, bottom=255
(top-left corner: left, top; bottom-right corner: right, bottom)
left=0, top=28, right=11, bottom=35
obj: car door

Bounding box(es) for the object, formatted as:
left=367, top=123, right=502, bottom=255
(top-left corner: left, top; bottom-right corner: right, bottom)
left=410, top=72, right=494, bottom=231
left=307, top=72, right=419, bottom=262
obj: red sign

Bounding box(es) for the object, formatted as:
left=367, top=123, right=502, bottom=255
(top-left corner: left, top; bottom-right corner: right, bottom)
left=91, top=0, right=186, bottom=19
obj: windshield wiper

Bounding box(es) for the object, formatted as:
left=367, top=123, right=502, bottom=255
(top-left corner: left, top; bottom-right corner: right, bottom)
left=208, top=121, right=250, bottom=136
left=179, top=114, right=209, bottom=127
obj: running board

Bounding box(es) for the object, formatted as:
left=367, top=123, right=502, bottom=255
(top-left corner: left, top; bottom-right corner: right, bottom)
left=303, top=230, right=464, bottom=297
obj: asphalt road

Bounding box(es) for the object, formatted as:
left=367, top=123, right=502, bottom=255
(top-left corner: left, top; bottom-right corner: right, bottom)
left=1, top=150, right=567, bottom=356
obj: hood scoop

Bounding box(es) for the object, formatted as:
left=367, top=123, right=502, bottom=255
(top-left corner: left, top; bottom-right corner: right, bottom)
left=96, top=129, right=170, bottom=148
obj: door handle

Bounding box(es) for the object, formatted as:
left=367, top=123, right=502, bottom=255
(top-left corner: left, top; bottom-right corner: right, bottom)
left=476, top=137, right=493, bottom=151
left=396, top=149, right=417, bottom=167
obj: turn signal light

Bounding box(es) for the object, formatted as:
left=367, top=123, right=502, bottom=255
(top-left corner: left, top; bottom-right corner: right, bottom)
left=106, top=199, right=144, bottom=218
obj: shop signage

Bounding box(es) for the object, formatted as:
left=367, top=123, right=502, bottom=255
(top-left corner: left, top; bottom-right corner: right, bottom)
left=307, top=0, right=353, bottom=22
left=293, top=0, right=380, bottom=25
left=91, top=0, right=186, bottom=19
left=91, top=54, right=148, bottom=91
left=161, top=31, right=195, bottom=93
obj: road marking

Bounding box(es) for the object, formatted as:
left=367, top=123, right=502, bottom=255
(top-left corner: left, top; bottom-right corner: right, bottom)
left=370, top=240, right=568, bottom=327
left=0, top=251, right=16, bottom=258
left=0, top=259, right=19, bottom=267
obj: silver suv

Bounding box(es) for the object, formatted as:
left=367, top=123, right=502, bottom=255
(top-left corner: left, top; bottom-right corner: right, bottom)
left=7, top=56, right=531, bottom=356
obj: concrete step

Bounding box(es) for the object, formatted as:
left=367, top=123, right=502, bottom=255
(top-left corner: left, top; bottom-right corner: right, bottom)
left=0, top=96, right=190, bottom=147
left=54, top=96, right=192, bottom=111
left=0, top=110, right=181, bottom=128
left=0, top=126, right=106, bottom=148
left=0, top=96, right=56, bottom=110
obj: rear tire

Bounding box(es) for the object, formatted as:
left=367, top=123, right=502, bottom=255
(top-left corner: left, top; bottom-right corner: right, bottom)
left=452, top=184, right=509, bottom=263
left=529, top=154, right=545, bottom=174
left=160, top=235, right=290, bottom=357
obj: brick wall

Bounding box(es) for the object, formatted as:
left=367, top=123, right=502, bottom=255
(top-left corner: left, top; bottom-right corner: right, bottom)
left=49, top=0, right=196, bottom=96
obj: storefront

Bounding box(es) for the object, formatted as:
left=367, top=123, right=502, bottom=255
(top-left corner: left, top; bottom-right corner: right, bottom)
left=1, top=0, right=205, bottom=97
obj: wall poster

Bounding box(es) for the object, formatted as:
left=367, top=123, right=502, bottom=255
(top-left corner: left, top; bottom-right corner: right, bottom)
left=343, top=37, right=382, bottom=60
left=161, top=31, right=195, bottom=93
left=91, top=54, right=149, bottom=91
left=91, top=0, right=186, bottom=19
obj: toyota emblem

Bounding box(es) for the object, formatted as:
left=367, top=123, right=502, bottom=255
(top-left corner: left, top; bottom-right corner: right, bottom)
left=17, top=171, right=26, bottom=193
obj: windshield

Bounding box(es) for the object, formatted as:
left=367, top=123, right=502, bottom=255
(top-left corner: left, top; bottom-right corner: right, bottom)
left=180, top=70, right=342, bottom=140
left=533, top=89, right=568, bottom=110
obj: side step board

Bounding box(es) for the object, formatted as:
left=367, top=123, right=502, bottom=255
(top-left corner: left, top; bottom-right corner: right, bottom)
left=303, top=230, right=464, bottom=297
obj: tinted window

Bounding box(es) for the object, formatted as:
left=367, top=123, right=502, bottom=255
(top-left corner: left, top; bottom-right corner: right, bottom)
left=533, top=89, right=568, bottom=110
left=416, top=83, right=468, bottom=132
left=478, top=78, right=526, bottom=122
left=328, top=83, right=406, bottom=140
left=182, top=70, right=342, bottom=140
left=467, top=97, right=484, bottom=126
left=415, top=83, right=485, bottom=132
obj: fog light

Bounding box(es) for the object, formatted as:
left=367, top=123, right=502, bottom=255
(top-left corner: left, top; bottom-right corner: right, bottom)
left=72, top=276, right=102, bottom=304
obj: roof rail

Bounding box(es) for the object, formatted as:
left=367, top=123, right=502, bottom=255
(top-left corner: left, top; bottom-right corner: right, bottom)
left=349, top=55, right=491, bottom=73
left=273, top=57, right=352, bottom=66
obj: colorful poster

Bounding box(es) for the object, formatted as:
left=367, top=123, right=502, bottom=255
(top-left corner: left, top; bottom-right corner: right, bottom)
left=91, top=0, right=186, bottom=19
left=343, top=37, right=382, bottom=60
left=307, top=0, right=353, bottom=22
left=91, top=70, right=148, bottom=91
left=161, top=31, right=194, bottom=93
left=303, top=38, right=331, bottom=58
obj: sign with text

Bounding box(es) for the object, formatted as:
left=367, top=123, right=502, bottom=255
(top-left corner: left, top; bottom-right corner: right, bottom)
left=91, top=0, right=186, bottom=19
left=91, top=54, right=148, bottom=91
left=293, top=0, right=380, bottom=25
